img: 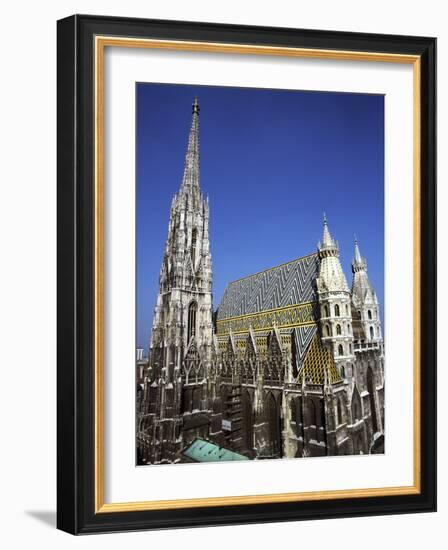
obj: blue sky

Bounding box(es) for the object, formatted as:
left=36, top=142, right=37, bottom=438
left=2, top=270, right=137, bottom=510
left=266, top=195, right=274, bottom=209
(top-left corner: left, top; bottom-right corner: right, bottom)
left=136, top=83, right=384, bottom=349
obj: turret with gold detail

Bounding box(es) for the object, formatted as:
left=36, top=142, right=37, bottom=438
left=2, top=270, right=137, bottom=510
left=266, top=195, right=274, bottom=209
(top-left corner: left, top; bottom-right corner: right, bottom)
left=316, top=215, right=356, bottom=383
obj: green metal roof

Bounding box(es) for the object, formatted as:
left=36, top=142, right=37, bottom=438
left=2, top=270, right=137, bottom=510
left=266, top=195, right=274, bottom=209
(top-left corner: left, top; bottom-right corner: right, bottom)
left=182, top=439, right=249, bottom=463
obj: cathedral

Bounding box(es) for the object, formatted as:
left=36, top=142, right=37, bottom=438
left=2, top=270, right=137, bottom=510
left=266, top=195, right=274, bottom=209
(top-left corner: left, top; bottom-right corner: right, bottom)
left=137, top=98, right=385, bottom=465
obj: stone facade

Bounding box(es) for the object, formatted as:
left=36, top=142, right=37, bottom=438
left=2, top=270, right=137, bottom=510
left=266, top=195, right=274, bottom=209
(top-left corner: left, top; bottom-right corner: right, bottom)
left=137, top=99, right=385, bottom=465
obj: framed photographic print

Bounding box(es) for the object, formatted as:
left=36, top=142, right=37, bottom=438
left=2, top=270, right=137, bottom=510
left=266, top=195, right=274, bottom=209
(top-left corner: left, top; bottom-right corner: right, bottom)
left=57, top=15, right=436, bottom=534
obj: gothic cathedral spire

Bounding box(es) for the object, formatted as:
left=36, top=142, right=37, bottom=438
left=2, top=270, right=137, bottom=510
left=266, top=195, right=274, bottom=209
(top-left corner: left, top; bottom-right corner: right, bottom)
left=180, top=98, right=201, bottom=195
left=144, top=98, right=214, bottom=463
left=149, top=98, right=213, bottom=378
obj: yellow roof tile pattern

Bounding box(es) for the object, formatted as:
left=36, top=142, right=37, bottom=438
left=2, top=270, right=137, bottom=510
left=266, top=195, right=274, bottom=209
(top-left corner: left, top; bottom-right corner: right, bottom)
left=298, top=334, right=342, bottom=384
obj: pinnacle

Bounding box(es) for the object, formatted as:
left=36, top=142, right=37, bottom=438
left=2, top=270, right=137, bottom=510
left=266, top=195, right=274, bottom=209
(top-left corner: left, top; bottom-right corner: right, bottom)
left=180, top=98, right=201, bottom=193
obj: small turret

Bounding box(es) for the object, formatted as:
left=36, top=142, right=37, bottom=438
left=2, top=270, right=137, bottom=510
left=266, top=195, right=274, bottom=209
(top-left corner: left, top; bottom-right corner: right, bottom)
left=316, top=215, right=355, bottom=382
left=316, top=215, right=349, bottom=293
left=351, top=237, right=382, bottom=343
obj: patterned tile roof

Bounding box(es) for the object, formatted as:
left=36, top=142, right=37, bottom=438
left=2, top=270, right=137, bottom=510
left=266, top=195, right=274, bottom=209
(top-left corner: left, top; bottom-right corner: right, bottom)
left=297, top=334, right=341, bottom=384
left=217, top=253, right=319, bottom=320
left=292, top=324, right=318, bottom=363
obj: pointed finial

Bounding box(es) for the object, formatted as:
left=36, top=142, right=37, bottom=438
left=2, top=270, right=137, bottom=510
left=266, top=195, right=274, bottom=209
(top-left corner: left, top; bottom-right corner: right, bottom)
left=352, top=234, right=366, bottom=271
left=321, top=213, right=333, bottom=247
left=192, top=97, right=200, bottom=115
left=354, top=235, right=362, bottom=263
left=354, top=233, right=357, bottom=244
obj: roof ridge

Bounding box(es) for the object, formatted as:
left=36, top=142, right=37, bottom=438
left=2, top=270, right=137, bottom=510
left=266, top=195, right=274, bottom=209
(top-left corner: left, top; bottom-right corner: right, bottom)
left=227, top=252, right=318, bottom=285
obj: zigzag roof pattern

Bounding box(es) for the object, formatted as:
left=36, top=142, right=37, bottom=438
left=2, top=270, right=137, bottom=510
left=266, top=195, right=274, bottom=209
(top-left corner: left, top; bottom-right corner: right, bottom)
left=298, top=333, right=342, bottom=385
left=292, top=324, right=318, bottom=364
left=216, top=253, right=319, bottom=320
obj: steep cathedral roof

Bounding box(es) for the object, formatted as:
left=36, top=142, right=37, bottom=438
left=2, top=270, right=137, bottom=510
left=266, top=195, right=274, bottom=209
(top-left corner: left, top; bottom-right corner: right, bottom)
left=216, top=253, right=319, bottom=320
left=216, top=254, right=320, bottom=365
left=297, top=333, right=342, bottom=384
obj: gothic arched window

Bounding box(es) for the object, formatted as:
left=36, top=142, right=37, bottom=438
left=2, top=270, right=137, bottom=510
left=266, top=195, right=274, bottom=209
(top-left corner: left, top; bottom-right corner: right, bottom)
left=187, top=301, right=197, bottom=342
left=336, top=324, right=342, bottom=335
left=324, top=305, right=329, bottom=317
left=191, top=229, right=198, bottom=267
left=337, top=398, right=343, bottom=425
left=338, top=344, right=344, bottom=356
left=370, top=326, right=374, bottom=339
left=335, top=304, right=340, bottom=317
left=352, top=389, right=362, bottom=422
left=325, top=324, right=331, bottom=337
left=368, top=309, right=372, bottom=320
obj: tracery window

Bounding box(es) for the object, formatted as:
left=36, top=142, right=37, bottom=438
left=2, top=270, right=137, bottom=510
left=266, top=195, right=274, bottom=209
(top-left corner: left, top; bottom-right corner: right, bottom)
left=187, top=301, right=197, bottom=342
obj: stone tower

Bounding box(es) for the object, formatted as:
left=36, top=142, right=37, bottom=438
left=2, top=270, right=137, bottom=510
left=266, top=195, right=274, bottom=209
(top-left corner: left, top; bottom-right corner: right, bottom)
left=149, top=98, right=213, bottom=376
left=140, top=99, right=215, bottom=464
left=351, top=237, right=382, bottom=343
left=316, top=216, right=356, bottom=383
left=350, top=237, right=385, bottom=446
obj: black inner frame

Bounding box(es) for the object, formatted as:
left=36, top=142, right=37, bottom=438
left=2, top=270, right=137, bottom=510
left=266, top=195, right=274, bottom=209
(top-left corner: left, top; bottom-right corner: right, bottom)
left=57, top=14, right=436, bottom=535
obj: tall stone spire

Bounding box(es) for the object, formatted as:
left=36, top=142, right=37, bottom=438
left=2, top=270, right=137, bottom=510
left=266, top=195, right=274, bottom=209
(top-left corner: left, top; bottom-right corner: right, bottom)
left=150, top=97, right=213, bottom=364
left=180, top=98, right=200, bottom=194
left=143, top=98, right=214, bottom=464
